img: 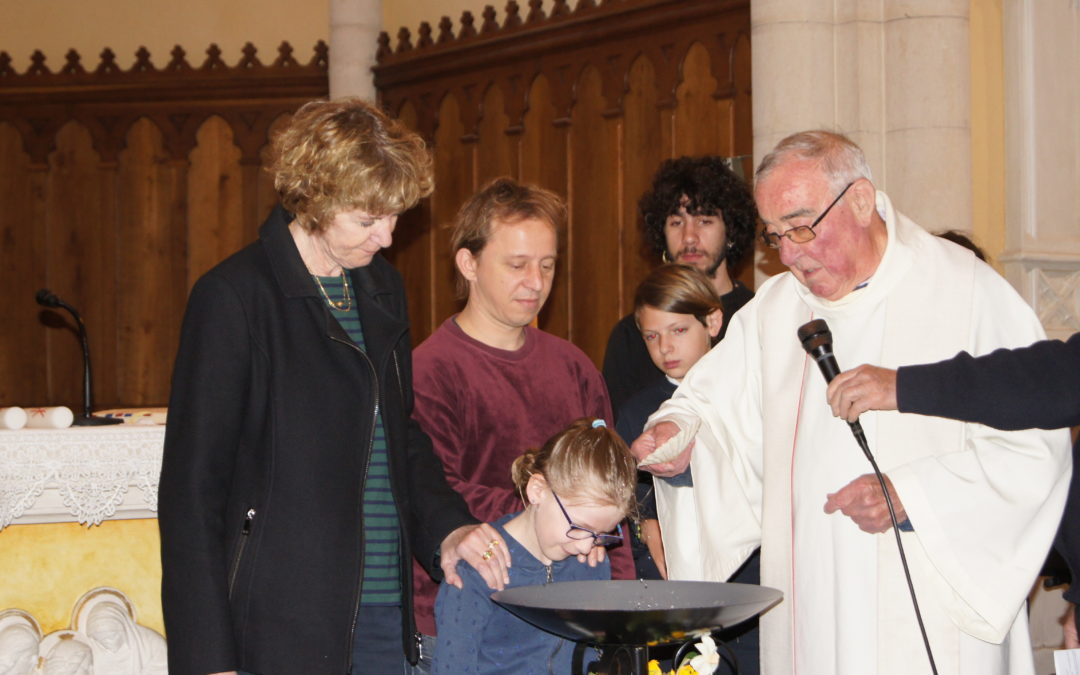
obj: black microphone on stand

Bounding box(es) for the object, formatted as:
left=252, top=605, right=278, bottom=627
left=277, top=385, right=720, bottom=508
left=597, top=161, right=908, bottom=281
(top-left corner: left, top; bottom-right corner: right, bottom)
left=35, top=289, right=122, bottom=426
left=796, top=318, right=938, bottom=674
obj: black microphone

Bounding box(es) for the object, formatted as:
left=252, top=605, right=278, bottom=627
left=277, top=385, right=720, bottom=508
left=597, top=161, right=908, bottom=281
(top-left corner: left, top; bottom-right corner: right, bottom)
left=797, top=319, right=866, bottom=446
left=35, top=289, right=122, bottom=426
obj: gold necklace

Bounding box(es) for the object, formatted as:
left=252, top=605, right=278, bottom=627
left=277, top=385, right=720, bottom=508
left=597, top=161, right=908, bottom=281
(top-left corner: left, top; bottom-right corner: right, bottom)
left=313, top=270, right=352, bottom=311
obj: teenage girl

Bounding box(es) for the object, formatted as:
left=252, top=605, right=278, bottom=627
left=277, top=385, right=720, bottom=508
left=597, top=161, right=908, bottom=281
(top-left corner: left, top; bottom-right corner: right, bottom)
left=433, top=417, right=637, bottom=675
left=614, top=263, right=760, bottom=674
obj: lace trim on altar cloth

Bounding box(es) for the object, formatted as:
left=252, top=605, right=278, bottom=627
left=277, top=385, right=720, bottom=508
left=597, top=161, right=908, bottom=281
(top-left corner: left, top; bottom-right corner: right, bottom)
left=0, top=427, right=164, bottom=529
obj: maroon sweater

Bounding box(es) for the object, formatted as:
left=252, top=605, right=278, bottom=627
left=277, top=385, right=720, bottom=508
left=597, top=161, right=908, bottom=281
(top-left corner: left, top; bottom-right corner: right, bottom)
left=411, top=317, right=628, bottom=635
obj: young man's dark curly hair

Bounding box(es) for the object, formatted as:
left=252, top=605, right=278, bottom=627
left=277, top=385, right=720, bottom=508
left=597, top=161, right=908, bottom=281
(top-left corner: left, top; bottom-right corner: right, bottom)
left=637, top=156, right=758, bottom=274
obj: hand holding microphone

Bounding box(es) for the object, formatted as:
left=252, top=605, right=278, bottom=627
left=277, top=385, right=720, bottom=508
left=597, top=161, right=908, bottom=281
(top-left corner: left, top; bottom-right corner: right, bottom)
left=826, top=365, right=899, bottom=422
left=797, top=319, right=868, bottom=447
left=797, top=319, right=904, bottom=531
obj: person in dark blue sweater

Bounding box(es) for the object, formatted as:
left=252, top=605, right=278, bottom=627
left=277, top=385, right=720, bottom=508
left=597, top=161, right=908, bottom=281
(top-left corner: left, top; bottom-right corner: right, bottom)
left=433, top=418, right=638, bottom=675
left=825, top=333, right=1080, bottom=432
left=614, top=264, right=761, bottom=674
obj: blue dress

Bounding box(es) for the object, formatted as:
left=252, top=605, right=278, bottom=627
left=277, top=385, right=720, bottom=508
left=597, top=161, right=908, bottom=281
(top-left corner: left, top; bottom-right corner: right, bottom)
left=434, top=513, right=611, bottom=674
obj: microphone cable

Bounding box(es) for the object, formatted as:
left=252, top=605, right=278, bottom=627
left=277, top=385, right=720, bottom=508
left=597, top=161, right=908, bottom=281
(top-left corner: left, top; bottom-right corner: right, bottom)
left=848, top=423, right=938, bottom=675
left=799, top=319, right=938, bottom=675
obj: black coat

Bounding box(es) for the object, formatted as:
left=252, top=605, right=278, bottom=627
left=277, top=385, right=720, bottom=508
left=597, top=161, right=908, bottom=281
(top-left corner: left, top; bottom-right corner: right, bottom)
left=898, top=333, right=1080, bottom=603
left=159, top=206, right=475, bottom=675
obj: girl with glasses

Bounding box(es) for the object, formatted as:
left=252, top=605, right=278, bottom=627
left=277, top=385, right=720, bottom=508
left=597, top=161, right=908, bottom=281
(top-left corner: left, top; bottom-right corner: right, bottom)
left=433, top=417, right=637, bottom=675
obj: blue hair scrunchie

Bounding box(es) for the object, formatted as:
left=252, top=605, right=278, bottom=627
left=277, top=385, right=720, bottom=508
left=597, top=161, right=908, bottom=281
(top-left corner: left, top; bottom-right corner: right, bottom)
left=591, top=419, right=606, bottom=428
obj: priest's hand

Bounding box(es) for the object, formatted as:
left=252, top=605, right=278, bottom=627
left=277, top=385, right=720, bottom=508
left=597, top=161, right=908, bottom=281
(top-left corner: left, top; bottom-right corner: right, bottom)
left=824, top=473, right=907, bottom=534
left=826, top=365, right=898, bottom=422
left=631, top=421, right=692, bottom=478
left=441, top=523, right=511, bottom=591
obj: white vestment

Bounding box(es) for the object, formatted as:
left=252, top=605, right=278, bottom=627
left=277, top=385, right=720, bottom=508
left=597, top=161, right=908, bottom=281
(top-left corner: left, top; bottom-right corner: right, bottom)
left=652, top=192, right=1071, bottom=675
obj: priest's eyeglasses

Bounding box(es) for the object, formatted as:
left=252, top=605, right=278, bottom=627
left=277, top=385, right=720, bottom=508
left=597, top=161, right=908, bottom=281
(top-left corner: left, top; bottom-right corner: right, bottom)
left=760, top=181, right=855, bottom=249
left=552, top=491, right=624, bottom=547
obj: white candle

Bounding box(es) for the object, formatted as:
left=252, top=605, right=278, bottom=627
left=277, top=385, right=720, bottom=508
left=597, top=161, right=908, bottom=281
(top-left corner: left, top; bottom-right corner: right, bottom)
left=0, top=406, right=27, bottom=430
left=23, top=406, right=75, bottom=429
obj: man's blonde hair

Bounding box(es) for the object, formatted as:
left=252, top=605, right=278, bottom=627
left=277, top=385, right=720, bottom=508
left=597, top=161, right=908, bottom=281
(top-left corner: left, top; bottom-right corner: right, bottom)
left=450, top=177, right=566, bottom=297
left=272, top=98, right=434, bottom=232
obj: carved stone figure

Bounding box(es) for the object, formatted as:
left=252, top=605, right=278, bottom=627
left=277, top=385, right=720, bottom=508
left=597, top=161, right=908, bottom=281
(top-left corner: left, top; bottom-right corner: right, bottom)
left=74, top=591, right=166, bottom=675
left=0, top=610, right=41, bottom=675
left=40, top=632, right=92, bottom=675
left=1, top=588, right=167, bottom=675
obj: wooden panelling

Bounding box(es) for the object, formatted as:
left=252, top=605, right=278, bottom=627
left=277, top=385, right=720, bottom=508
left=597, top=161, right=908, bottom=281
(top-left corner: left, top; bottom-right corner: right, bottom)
left=475, top=85, right=515, bottom=186
left=519, top=74, right=570, bottom=339
left=672, top=43, right=725, bottom=158
left=430, top=93, right=472, bottom=326
left=0, top=42, right=328, bottom=408
left=115, top=119, right=186, bottom=404
left=620, top=55, right=663, bottom=317
left=45, top=122, right=117, bottom=409
left=568, top=66, right=621, bottom=358
left=1, top=2, right=753, bottom=406
left=187, top=116, right=246, bottom=288
left=381, top=102, right=434, bottom=346
left=0, top=123, right=46, bottom=406
left=375, top=0, right=753, bottom=366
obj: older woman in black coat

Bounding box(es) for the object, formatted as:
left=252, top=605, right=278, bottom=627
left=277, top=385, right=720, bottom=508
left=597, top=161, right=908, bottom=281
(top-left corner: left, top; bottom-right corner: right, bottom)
left=159, top=99, right=507, bottom=675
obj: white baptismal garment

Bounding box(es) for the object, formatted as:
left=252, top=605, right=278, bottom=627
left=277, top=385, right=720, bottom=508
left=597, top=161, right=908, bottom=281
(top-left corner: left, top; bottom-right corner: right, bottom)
left=652, top=191, right=1071, bottom=675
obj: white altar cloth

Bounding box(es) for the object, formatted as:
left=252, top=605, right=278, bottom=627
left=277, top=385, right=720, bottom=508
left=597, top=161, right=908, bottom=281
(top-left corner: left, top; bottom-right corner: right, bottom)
left=0, top=426, right=164, bottom=528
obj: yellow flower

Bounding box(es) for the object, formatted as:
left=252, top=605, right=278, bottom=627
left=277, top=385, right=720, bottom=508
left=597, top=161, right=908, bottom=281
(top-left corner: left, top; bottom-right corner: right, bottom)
left=645, top=658, right=701, bottom=675
left=648, top=660, right=664, bottom=675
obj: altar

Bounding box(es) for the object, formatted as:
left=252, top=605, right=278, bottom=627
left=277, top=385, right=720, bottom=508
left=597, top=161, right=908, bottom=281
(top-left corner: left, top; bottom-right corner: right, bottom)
left=0, top=425, right=166, bottom=639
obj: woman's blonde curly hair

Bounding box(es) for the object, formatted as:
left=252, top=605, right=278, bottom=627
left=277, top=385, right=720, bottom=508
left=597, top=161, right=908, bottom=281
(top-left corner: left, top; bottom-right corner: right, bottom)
left=271, top=98, right=434, bottom=232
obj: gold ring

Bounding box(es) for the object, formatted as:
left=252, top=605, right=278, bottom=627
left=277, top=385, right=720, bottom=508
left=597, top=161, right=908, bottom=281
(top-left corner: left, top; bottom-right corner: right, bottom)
left=481, top=550, right=494, bottom=561
left=488, top=539, right=500, bottom=549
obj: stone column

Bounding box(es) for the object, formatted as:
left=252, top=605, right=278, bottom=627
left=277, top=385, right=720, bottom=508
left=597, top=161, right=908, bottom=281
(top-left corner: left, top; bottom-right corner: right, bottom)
left=329, top=0, right=381, bottom=100
left=1002, top=0, right=1080, bottom=339
left=750, top=0, right=971, bottom=235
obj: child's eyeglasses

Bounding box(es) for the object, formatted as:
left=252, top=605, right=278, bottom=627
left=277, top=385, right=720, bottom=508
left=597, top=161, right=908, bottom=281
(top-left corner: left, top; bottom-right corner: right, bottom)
left=551, top=491, right=624, bottom=547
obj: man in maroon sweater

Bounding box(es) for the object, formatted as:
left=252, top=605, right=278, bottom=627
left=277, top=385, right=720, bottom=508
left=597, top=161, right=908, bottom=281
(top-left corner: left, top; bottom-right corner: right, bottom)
left=409, top=177, right=629, bottom=670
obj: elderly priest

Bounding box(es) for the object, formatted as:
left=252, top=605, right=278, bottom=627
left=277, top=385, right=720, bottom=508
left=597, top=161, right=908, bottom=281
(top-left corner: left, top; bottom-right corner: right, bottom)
left=632, top=130, right=1071, bottom=675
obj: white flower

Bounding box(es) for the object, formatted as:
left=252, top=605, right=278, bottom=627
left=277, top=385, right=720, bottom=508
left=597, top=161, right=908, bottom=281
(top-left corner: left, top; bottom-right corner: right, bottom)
left=689, top=634, right=720, bottom=675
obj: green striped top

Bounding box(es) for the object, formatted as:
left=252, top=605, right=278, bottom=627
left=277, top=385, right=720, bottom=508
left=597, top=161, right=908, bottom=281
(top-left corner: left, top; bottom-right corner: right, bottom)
left=317, top=273, right=402, bottom=606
